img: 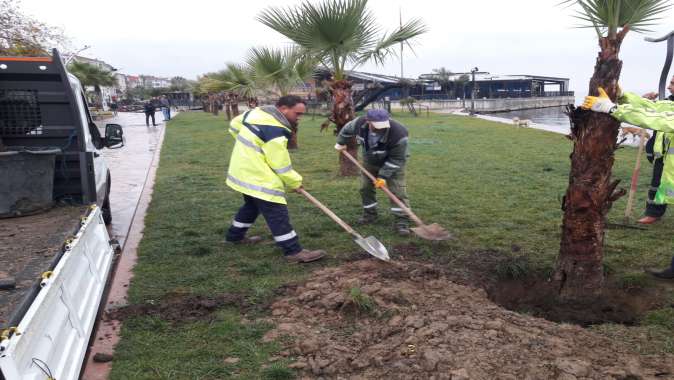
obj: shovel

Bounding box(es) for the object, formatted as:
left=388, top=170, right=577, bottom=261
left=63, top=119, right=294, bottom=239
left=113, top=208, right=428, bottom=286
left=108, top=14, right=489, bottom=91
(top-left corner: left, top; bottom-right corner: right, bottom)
left=297, top=188, right=390, bottom=261
left=340, top=150, right=453, bottom=241
left=623, top=129, right=648, bottom=224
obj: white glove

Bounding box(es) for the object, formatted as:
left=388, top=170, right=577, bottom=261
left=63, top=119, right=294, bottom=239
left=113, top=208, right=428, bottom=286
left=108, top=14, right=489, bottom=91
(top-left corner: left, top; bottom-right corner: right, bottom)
left=334, top=143, right=347, bottom=151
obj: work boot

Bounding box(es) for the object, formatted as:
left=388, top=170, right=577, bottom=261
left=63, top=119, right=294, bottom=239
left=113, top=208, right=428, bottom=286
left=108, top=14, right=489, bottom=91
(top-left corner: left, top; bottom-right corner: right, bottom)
left=645, top=256, right=674, bottom=280
left=395, top=221, right=411, bottom=237
left=357, top=209, right=378, bottom=225
left=225, top=235, right=265, bottom=245
left=637, top=216, right=661, bottom=225
left=285, top=249, right=326, bottom=263
left=645, top=267, right=674, bottom=280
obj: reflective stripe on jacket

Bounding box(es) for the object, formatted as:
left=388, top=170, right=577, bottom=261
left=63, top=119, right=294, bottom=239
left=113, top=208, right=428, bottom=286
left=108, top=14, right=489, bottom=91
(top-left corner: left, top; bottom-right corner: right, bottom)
left=226, top=107, right=302, bottom=204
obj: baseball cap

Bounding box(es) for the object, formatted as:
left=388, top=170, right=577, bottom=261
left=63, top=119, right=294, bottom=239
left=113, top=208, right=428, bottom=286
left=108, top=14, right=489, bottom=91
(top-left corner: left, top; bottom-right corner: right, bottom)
left=366, top=109, right=390, bottom=129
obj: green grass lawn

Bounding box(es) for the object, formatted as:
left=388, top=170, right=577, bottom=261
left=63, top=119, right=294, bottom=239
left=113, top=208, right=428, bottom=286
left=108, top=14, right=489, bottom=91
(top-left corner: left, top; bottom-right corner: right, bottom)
left=110, top=110, right=674, bottom=379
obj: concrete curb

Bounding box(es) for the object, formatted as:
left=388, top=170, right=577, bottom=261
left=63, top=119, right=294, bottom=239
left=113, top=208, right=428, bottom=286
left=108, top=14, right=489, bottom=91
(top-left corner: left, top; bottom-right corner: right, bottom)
left=81, top=121, right=167, bottom=380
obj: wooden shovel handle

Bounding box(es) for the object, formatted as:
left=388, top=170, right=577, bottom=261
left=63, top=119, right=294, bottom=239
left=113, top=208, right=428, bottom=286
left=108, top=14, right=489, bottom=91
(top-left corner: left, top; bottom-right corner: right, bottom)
left=624, top=129, right=647, bottom=221
left=297, top=188, right=359, bottom=237
left=340, top=150, right=425, bottom=226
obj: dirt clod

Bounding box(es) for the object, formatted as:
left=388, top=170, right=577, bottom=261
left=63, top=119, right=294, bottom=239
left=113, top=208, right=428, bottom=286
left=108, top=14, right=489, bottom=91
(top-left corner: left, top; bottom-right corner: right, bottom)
left=264, top=259, right=674, bottom=379
left=107, top=293, right=244, bottom=325
left=92, top=353, right=113, bottom=363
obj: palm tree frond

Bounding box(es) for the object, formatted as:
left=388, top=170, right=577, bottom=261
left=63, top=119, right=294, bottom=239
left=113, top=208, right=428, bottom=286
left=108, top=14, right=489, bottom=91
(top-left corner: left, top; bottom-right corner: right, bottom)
left=355, top=17, right=428, bottom=68
left=258, top=0, right=416, bottom=79
left=561, top=0, right=671, bottom=37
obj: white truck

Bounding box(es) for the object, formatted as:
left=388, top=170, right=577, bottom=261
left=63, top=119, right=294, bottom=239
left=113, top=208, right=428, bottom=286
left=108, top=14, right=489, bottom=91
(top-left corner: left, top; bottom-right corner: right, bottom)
left=0, top=49, right=124, bottom=380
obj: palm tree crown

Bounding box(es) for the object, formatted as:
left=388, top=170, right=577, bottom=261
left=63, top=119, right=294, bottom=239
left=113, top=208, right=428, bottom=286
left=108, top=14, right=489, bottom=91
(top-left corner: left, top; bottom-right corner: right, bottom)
left=258, top=0, right=427, bottom=80
left=564, top=0, right=671, bottom=38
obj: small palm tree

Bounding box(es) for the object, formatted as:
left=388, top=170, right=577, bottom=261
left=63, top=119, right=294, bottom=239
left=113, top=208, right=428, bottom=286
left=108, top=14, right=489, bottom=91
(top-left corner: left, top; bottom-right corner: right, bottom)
left=453, top=74, right=470, bottom=101
left=247, top=46, right=317, bottom=148
left=431, top=67, right=453, bottom=98
left=555, top=0, right=671, bottom=301
left=258, top=0, right=427, bottom=175
left=68, top=61, right=116, bottom=107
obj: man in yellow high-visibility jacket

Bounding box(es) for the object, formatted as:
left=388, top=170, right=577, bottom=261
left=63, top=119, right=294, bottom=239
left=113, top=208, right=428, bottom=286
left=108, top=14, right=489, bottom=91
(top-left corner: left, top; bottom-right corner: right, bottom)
left=225, top=95, right=325, bottom=263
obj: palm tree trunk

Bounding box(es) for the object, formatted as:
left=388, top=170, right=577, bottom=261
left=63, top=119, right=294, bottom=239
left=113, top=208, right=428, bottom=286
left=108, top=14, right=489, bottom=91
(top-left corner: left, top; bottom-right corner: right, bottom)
left=225, top=102, right=231, bottom=120
left=231, top=96, right=240, bottom=117
left=331, top=79, right=358, bottom=176
left=554, top=31, right=628, bottom=301
left=94, top=85, right=103, bottom=108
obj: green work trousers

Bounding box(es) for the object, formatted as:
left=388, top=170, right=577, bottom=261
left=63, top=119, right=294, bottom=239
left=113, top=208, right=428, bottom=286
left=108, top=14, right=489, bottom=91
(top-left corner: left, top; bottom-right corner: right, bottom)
left=360, top=162, right=410, bottom=226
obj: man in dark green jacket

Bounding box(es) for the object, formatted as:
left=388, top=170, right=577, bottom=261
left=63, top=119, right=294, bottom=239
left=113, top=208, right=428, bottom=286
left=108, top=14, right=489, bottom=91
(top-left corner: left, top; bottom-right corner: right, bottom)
left=335, top=109, right=411, bottom=236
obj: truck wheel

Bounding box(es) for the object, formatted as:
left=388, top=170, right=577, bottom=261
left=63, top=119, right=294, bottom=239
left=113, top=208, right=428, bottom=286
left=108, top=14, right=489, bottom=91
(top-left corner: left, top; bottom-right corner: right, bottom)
left=102, top=174, right=112, bottom=225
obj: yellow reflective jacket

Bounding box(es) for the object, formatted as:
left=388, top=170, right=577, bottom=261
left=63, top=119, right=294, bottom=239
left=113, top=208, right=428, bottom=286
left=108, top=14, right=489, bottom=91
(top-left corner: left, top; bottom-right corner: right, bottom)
left=613, top=93, right=674, bottom=204
left=613, top=92, right=674, bottom=133
left=226, top=106, right=302, bottom=204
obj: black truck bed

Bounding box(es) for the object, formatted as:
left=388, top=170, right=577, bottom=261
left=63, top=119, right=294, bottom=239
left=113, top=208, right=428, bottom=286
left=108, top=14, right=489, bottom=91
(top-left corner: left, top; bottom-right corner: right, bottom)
left=0, top=205, right=89, bottom=328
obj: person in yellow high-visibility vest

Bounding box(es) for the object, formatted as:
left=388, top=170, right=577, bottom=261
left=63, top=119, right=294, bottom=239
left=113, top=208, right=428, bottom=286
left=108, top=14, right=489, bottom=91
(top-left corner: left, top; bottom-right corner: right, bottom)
left=225, top=95, right=325, bottom=263
left=582, top=86, right=674, bottom=280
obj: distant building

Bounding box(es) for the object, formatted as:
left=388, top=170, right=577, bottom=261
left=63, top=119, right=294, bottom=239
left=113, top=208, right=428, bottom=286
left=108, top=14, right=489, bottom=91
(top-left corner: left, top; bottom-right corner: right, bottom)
left=72, top=56, right=119, bottom=109
left=314, top=69, right=574, bottom=112
left=416, top=72, right=571, bottom=100
left=125, top=75, right=141, bottom=89
left=73, top=55, right=117, bottom=72
left=140, top=75, right=171, bottom=89
left=113, top=73, right=127, bottom=97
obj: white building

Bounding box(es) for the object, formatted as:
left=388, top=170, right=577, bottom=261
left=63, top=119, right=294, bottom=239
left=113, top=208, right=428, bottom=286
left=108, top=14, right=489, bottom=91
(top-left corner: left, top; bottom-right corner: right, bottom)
left=72, top=56, right=119, bottom=110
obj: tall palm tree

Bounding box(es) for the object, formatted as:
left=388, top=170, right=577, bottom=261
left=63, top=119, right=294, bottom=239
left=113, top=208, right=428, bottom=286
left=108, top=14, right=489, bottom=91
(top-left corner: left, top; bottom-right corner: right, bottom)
left=247, top=46, right=318, bottom=148
left=68, top=61, right=116, bottom=107
left=555, top=0, right=671, bottom=301
left=258, top=0, right=427, bottom=175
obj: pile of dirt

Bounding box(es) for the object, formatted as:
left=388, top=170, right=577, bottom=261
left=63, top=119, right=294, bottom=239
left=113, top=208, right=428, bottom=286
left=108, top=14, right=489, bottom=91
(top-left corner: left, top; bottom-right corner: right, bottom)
left=0, top=205, right=89, bottom=326
left=263, top=259, right=674, bottom=379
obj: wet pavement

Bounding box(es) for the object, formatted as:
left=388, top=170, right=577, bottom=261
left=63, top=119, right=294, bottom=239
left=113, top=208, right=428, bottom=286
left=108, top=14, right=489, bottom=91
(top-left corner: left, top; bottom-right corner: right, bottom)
left=96, top=111, right=171, bottom=248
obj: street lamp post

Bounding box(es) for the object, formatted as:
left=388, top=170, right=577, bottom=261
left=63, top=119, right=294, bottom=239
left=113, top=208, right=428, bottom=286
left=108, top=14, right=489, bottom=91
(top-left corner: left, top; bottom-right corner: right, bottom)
left=470, top=67, right=479, bottom=115
left=64, top=45, right=91, bottom=65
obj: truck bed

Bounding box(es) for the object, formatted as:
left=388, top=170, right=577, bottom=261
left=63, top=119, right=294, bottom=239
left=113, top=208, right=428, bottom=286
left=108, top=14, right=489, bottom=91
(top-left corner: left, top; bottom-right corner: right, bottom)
left=0, top=205, right=89, bottom=328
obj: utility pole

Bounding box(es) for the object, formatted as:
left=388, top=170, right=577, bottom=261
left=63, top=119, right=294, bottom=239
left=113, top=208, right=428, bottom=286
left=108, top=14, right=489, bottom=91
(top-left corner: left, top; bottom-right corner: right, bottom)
left=470, top=67, right=479, bottom=115
left=399, top=8, right=404, bottom=79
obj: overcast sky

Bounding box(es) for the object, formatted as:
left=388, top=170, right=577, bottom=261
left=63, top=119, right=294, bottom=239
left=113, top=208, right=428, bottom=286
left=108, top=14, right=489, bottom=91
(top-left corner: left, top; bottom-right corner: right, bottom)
left=21, top=0, right=674, bottom=95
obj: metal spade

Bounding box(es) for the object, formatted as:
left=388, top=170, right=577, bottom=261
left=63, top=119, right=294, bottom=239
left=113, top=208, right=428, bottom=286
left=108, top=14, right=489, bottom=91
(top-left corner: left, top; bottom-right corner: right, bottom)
left=297, top=188, right=390, bottom=261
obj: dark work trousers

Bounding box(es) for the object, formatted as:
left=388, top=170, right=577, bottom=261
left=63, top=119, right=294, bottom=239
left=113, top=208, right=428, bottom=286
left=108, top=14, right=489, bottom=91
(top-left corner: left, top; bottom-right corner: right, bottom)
left=645, top=157, right=667, bottom=217
left=145, top=112, right=156, bottom=126
left=226, top=194, right=302, bottom=256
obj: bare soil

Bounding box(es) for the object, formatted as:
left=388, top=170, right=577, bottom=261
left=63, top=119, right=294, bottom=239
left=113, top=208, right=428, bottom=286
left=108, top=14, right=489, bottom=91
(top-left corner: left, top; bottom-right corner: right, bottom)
left=487, top=277, right=667, bottom=327
left=262, top=259, right=674, bottom=379
left=0, top=205, right=88, bottom=327
left=106, top=292, right=245, bottom=325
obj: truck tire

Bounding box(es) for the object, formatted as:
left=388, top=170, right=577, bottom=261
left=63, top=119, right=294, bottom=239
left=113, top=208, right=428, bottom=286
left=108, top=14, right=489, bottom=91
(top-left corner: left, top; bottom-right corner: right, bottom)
left=102, top=173, right=112, bottom=225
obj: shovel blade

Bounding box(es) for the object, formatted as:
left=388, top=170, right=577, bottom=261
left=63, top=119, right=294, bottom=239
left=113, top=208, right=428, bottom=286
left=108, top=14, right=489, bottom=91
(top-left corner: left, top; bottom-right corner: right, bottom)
left=411, top=223, right=453, bottom=241
left=354, top=236, right=390, bottom=261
